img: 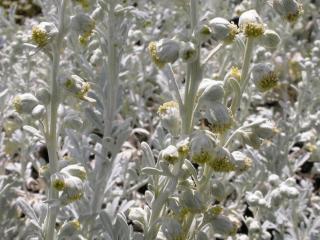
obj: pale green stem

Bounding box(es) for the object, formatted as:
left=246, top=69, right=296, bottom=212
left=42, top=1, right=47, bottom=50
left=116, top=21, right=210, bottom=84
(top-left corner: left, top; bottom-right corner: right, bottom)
left=146, top=1, right=200, bottom=238
left=240, top=37, right=254, bottom=94
left=44, top=1, right=67, bottom=239
left=223, top=119, right=266, bottom=148
left=202, top=42, right=224, bottom=66
left=231, top=37, right=254, bottom=117
left=145, top=161, right=183, bottom=239
left=163, top=64, right=184, bottom=112
left=90, top=0, right=118, bottom=217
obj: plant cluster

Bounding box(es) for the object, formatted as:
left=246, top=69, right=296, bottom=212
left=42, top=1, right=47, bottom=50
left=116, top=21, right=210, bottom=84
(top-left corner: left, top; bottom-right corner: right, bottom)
left=0, top=0, right=320, bottom=240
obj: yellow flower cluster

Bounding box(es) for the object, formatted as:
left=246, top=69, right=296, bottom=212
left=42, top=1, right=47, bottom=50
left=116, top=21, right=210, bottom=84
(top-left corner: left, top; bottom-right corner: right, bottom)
left=32, top=26, right=48, bottom=47
left=243, top=22, right=265, bottom=38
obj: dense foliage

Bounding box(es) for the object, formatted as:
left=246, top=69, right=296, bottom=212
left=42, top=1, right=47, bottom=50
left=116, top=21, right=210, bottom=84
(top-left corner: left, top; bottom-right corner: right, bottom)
left=0, top=0, right=320, bottom=239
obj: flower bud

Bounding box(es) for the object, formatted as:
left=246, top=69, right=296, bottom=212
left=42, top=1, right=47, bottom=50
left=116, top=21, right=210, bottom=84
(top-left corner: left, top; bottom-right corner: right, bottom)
left=60, top=176, right=84, bottom=205
left=248, top=219, right=261, bottom=234
left=209, top=17, right=238, bottom=43
left=180, top=190, right=205, bottom=213
left=246, top=191, right=264, bottom=207
left=210, top=215, right=239, bottom=236
left=89, top=49, right=103, bottom=66
left=260, top=29, right=281, bottom=50
left=208, top=147, right=236, bottom=172
left=196, top=23, right=212, bottom=42
left=63, top=114, right=83, bottom=130
left=61, top=164, right=87, bottom=180
left=75, top=0, right=90, bottom=10
left=3, top=112, right=23, bottom=135
left=251, top=63, right=278, bottom=92
left=280, top=186, right=299, bottom=199
left=129, top=207, right=145, bottom=230
left=176, top=138, right=190, bottom=158
left=31, top=104, right=46, bottom=120
left=61, top=75, right=92, bottom=101
left=58, top=220, right=80, bottom=237
left=161, top=218, right=183, bottom=240
left=205, top=103, right=233, bottom=134
left=158, top=101, right=181, bottom=137
left=269, top=188, right=283, bottom=208
left=70, top=14, right=95, bottom=45
left=240, top=131, right=262, bottom=149
left=148, top=39, right=180, bottom=68
left=211, top=181, right=226, bottom=202
left=197, top=79, right=225, bottom=105
left=232, top=151, right=252, bottom=173
left=13, top=93, right=39, bottom=114
left=268, top=174, right=280, bottom=186
left=52, top=173, right=67, bottom=191
left=272, top=0, right=303, bottom=22
left=239, top=10, right=265, bottom=38
left=31, top=22, right=58, bottom=47
left=252, top=121, right=278, bottom=139
left=35, top=88, right=51, bottom=105
left=160, top=145, right=179, bottom=164
left=190, top=130, right=217, bottom=164
left=179, top=41, right=198, bottom=63
left=279, top=180, right=299, bottom=199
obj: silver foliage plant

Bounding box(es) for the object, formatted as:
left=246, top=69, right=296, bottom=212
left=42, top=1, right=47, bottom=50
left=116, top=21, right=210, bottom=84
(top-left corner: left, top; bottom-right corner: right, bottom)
left=0, top=0, right=320, bottom=239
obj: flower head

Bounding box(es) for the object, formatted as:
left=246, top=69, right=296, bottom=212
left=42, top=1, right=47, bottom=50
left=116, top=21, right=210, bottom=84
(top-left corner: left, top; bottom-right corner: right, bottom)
left=239, top=10, right=265, bottom=38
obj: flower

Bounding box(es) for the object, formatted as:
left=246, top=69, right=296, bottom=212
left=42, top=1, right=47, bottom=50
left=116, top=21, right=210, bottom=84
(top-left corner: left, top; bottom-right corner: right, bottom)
left=239, top=10, right=265, bottom=38
left=31, top=22, right=58, bottom=47
left=61, top=75, right=93, bottom=101
left=208, top=147, right=236, bottom=172
left=148, top=39, right=180, bottom=68
left=205, top=103, right=233, bottom=134
left=251, top=63, right=278, bottom=92
left=158, top=101, right=181, bottom=136
left=13, top=93, right=39, bottom=114
left=231, top=151, right=252, bottom=173
left=190, top=130, right=217, bottom=164
left=197, top=79, right=225, bottom=105
left=70, top=14, right=95, bottom=45
left=272, top=0, right=303, bottom=23
left=209, top=17, right=239, bottom=43
left=261, top=29, right=281, bottom=50
left=161, top=145, right=180, bottom=164
left=179, top=41, right=198, bottom=63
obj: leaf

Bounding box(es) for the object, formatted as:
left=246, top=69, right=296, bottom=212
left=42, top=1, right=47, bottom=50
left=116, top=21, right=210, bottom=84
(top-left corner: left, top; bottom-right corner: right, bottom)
left=141, top=142, right=155, bottom=167
left=22, top=125, right=43, bottom=139
left=118, top=200, right=135, bottom=213
left=114, top=213, right=130, bottom=240
left=100, top=211, right=114, bottom=240
left=16, top=197, right=39, bottom=222
left=141, top=167, right=164, bottom=176
left=84, top=108, right=103, bottom=131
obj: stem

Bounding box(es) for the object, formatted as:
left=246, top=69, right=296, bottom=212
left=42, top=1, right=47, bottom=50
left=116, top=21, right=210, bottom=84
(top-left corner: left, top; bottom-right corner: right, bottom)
left=202, top=42, right=224, bottom=66
left=182, top=0, right=201, bottom=135
left=145, top=1, right=200, bottom=238
left=223, top=119, right=266, bottom=148
left=232, top=37, right=254, bottom=116
left=145, top=161, right=183, bottom=239
left=89, top=2, right=120, bottom=237
left=240, top=37, right=254, bottom=94
left=163, top=64, right=184, bottom=112
left=44, top=1, right=67, bottom=239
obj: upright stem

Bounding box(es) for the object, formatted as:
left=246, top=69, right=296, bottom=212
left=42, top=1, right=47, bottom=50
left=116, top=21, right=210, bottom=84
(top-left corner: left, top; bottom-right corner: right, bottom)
left=145, top=0, right=201, bottom=238
left=90, top=0, right=119, bottom=220
left=182, top=0, right=201, bottom=135
left=240, top=37, right=254, bottom=94
left=44, top=1, right=67, bottom=239
left=233, top=37, right=254, bottom=115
